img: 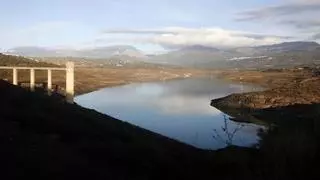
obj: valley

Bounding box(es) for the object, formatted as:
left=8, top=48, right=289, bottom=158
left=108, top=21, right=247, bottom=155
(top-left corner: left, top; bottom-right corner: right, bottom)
left=1, top=41, right=320, bottom=179
left=5, top=41, right=320, bottom=69
left=2, top=41, right=320, bottom=96
left=3, top=0, right=320, bottom=179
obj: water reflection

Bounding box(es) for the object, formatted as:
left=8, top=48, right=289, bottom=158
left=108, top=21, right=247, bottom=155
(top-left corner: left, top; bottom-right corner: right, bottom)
left=75, top=78, right=264, bottom=149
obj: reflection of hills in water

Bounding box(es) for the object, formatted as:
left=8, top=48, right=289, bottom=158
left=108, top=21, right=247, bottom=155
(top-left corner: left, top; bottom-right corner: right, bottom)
left=80, top=78, right=262, bottom=116
left=75, top=78, right=264, bottom=149
left=211, top=103, right=269, bottom=127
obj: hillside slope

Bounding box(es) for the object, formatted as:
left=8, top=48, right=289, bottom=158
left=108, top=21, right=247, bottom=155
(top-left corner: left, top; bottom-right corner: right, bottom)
left=0, top=53, right=58, bottom=67
left=0, top=80, right=215, bottom=180
left=1, top=75, right=319, bottom=179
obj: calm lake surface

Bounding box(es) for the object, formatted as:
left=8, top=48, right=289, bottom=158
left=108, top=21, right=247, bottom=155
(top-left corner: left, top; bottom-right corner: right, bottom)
left=75, top=77, right=264, bottom=150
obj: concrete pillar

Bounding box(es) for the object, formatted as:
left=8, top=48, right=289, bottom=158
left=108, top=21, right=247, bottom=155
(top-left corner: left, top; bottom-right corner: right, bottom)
left=66, top=62, right=74, bottom=103
left=13, top=68, right=18, bottom=85
left=30, top=68, right=35, bottom=91
left=47, top=69, right=52, bottom=95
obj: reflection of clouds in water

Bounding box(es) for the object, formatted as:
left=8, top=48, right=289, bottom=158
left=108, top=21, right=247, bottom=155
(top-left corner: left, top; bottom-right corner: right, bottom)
left=76, top=79, right=250, bottom=116
left=75, top=78, right=263, bottom=149
left=152, top=94, right=222, bottom=115
left=134, top=83, right=165, bottom=96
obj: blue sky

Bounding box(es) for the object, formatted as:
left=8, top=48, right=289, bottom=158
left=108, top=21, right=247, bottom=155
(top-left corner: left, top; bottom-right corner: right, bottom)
left=1, top=0, right=319, bottom=53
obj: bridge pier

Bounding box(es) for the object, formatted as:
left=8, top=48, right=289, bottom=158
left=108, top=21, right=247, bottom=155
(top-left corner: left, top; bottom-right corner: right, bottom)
left=66, top=62, right=74, bottom=103
left=47, top=69, right=52, bottom=95
left=30, top=68, right=35, bottom=91
left=2, top=62, right=75, bottom=103
left=13, top=68, right=18, bottom=85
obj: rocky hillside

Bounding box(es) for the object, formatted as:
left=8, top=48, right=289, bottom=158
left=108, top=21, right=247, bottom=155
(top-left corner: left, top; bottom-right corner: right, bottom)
left=233, top=41, right=320, bottom=55
left=148, top=41, right=320, bottom=69
left=7, top=41, right=320, bottom=69
left=212, top=67, right=320, bottom=109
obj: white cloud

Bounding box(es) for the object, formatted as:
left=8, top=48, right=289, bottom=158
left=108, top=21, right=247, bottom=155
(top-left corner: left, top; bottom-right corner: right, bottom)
left=153, top=95, right=222, bottom=115
left=102, top=27, right=295, bottom=48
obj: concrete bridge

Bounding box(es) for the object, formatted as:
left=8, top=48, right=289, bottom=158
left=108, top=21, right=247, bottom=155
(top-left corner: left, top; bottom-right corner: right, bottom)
left=0, top=62, right=74, bottom=103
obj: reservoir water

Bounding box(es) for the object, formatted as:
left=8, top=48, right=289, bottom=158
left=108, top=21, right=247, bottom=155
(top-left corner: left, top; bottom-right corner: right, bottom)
left=75, top=78, right=264, bottom=150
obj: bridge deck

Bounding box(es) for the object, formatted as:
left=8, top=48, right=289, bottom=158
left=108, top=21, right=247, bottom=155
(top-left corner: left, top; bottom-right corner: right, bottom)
left=0, top=67, right=66, bottom=70
left=0, top=62, right=74, bottom=103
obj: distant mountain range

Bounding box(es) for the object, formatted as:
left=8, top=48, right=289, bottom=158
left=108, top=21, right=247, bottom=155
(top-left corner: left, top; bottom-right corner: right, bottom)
left=227, top=41, right=320, bottom=69
left=147, top=45, right=236, bottom=67
left=146, top=41, right=320, bottom=68
left=232, top=41, right=320, bottom=55
left=6, top=45, right=147, bottom=60
left=4, top=41, right=320, bottom=69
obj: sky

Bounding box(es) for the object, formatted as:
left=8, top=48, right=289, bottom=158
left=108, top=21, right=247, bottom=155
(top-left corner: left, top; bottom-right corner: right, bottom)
left=0, top=0, right=320, bottom=53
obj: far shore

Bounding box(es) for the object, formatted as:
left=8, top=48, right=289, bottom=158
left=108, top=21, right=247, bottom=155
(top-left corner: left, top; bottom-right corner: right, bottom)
left=211, top=67, right=320, bottom=109
left=73, top=67, right=216, bottom=95
left=0, top=66, right=217, bottom=95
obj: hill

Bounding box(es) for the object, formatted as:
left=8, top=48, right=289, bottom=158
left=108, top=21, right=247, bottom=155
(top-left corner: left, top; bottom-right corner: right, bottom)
left=6, top=46, right=147, bottom=60
left=227, top=47, right=320, bottom=69
left=1, top=67, right=320, bottom=179
left=0, top=53, right=58, bottom=67
left=148, top=41, right=320, bottom=69
left=0, top=80, right=214, bottom=179
left=6, top=41, right=320, bottom=69
left=148, top=45, right=233, bottom=68
left=233, top=41, right=320, bottom=55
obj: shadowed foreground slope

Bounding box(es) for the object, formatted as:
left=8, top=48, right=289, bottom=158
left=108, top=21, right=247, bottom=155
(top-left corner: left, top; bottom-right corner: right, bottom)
left=211, top=99, right=320, bottom=179
left=0, top=80, right=217, bottom=180
left=5, top=78, right=319, bottom=180
left=0, top=79, right=266, bottom=180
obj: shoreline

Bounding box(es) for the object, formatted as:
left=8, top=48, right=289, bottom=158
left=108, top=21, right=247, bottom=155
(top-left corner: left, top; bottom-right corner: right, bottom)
left=0, top=66, right=215, bottom=96
left=73, top=67, right=214, bottom=95
left=212, top=67, right=320, bottom=109
left=74, top=76, right=192, bottom=97
left=0, top=80, right=215, bottom=179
